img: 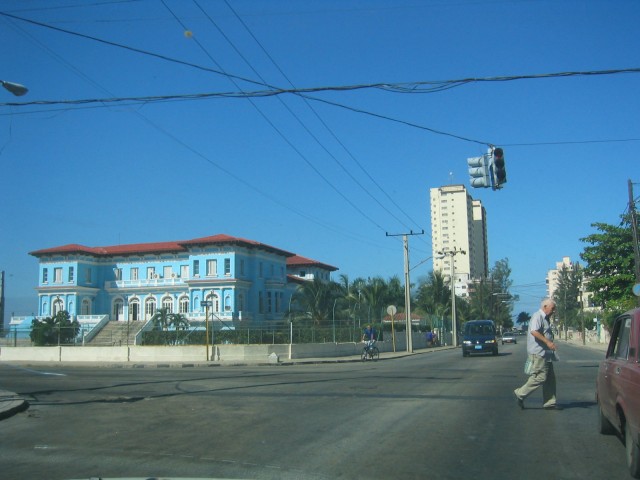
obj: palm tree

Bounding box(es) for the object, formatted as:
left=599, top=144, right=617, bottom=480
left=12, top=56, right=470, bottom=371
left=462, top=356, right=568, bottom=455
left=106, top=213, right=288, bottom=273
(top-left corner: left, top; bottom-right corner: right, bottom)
left=150, top=307, right=172, bottom=332
left=387, top=275, right=405, bottom=310
left=150, top=308, right=190, bottom=344
left=359, top=277, right=388, bottom=324
left=415, top=270, right=453, bottom=336
left=416, top=270, right=450, bottom=316
left=292, top=278, right=339, bottom=326
left=168, top=312, right=189, bottom=345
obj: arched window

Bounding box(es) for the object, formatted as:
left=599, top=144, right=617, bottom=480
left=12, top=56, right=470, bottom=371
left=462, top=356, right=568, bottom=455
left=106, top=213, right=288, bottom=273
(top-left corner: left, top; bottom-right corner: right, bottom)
left=81, top=299, right=91, bottom=315
left=145, top=297, right=156, bottom=319
left=113, top=299, right=124, bottom=321
left=129, top=298, right=140, bottom=321
left=206, top=292, right=220, bottom=312
left=179, top=296, right=189, bottom=314
left=53, top=298, right=64, bottom=316
left=224, top=294, right=231, bottom=312
left=162, top=296, right=174, bottom=313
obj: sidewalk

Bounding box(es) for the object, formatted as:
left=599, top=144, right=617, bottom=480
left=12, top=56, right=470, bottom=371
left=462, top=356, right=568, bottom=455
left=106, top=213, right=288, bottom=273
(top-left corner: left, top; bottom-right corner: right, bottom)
left=558, top=337, right=609, bottom=352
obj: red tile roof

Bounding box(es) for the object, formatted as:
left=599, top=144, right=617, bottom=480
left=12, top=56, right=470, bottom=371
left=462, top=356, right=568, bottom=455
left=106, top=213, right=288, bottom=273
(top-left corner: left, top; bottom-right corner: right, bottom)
left=29, top=234, right=295, bottom=258
left=287, top=254, right=338, bottom=271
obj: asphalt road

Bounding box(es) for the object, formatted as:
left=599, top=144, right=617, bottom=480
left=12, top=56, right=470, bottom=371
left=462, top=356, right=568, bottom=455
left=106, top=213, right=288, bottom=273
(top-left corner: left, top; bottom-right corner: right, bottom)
left=0, top=341, right=629, bottom=480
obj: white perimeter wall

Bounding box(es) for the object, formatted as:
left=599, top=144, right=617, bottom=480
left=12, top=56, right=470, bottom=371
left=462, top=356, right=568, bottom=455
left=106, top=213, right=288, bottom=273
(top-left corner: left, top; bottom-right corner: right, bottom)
left=0, top=334, right=426, bottom=364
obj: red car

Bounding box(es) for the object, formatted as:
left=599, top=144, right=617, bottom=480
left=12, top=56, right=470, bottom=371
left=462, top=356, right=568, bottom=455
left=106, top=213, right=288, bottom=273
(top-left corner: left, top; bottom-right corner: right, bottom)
left=596, top=308, right=640, bottom=478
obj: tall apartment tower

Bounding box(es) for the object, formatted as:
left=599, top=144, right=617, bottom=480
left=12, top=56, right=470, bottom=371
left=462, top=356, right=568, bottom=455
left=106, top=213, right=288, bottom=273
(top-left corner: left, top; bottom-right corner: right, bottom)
left=430, top=185, right=489, bottom=296
left=546, top=256, right=595, bottom=311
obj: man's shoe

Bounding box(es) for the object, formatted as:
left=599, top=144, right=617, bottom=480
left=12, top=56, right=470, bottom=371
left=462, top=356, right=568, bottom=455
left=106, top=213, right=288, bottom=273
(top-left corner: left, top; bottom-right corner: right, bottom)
left=514, top=390, right=524, bottom=409
left=543, top=404, right=562, bottom=411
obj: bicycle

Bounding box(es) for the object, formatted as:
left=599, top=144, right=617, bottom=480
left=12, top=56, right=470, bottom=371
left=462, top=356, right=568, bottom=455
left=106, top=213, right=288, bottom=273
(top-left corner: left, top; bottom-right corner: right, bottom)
left=361, top=340, right=380, bottom=361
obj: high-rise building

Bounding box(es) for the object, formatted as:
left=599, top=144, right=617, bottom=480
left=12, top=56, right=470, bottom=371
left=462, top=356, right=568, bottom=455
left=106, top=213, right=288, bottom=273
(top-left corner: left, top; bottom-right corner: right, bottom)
left=546, top=256, right=596, bottom=311
left=430, top=185, right=489, bottom=297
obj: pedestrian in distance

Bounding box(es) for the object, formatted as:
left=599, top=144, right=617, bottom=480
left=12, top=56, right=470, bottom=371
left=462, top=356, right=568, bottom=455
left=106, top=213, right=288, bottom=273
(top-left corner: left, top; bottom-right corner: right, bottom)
left=514, top=298, right=560, bottom=410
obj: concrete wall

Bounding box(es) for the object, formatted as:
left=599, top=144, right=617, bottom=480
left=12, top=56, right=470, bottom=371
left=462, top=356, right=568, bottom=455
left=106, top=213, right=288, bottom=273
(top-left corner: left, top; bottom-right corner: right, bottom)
left=0, top=331, right=429, bottom=364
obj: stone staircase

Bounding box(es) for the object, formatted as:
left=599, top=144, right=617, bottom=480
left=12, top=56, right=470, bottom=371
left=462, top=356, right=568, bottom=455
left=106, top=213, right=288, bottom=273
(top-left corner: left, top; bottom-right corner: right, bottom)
left=89, top=321, right=143, bottom=346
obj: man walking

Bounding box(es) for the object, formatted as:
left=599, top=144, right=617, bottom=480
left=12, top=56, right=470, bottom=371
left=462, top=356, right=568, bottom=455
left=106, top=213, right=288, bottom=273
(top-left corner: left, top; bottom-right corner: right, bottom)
left=514, top=298, right=560, bottom=410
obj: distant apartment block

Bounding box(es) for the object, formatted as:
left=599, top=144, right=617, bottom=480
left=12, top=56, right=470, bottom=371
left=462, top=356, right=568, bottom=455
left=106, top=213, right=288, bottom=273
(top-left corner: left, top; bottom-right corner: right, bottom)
left=546, top=256, right=596, bottom=311
left=430, top=184, right=489, bottom=297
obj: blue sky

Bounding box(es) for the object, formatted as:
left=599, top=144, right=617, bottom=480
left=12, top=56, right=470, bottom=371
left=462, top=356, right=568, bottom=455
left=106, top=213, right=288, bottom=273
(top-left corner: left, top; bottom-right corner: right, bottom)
left=1, top=0, right=638, bottom=322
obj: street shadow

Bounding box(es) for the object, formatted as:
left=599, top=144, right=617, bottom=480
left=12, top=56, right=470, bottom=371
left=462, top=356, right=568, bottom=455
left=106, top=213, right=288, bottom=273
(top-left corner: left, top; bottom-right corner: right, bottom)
left=528, top=401, right=596, bottom=410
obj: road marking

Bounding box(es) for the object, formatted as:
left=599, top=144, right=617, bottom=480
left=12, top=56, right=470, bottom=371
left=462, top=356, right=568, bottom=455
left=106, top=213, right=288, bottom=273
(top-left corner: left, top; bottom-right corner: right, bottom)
left=4, top=363, right=66, bottom=376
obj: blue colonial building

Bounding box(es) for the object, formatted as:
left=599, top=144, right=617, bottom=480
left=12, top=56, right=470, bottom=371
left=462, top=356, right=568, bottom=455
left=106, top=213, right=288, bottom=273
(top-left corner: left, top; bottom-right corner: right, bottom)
left=27, top=234, right=337, bottom=331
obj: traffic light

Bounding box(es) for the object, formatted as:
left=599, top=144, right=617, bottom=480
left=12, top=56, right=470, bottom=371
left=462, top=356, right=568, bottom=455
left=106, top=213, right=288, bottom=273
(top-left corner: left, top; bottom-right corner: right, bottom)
left=467, top=155, right=491, bottom=188
left=492, top=147, right=507, bottom=189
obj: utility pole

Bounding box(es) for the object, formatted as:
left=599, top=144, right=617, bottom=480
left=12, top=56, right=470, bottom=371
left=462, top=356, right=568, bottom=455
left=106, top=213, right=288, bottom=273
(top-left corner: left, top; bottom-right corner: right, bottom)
left=629, top=180, right=640, bottom=288
left=0, top=271, right=4, bottom=336
left=386, top=230, right=424, bottom=353
left=437, top=247, right=466, bottom=347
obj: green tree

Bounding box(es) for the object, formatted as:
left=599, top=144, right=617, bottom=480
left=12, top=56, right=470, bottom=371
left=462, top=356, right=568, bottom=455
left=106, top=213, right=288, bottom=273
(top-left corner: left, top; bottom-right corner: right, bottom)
left=169, top=312, right=189, bottom=331
left=168, top=312, right=190, bottom=344
left=386, top=275, right=405, bottom=310
left=580, top=219, right=636, bottom=327
left=466, top=277, right=493, bottom=320
left=292, top=278, right=339, bottom=326
left=488, top=258, right=515, bottom=330
left=148, top=308, right=190, bottom=345
left=150, top=307, right=173, bottom=331
left=516, top=311, right=531, bottom=331
left=415, top=270, right=450, bottom=318
left=464, top=258, right=515, bottom=330
left=358, top=277, right=390, bottom=324
left=30, top=310, right=80, bottom=346
left=552, top=264, right=583, bottom=331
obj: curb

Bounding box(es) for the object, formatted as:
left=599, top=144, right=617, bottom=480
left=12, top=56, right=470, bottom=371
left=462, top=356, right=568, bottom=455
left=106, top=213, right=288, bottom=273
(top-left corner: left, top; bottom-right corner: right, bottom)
left=0, top=390, right=29, bottom=421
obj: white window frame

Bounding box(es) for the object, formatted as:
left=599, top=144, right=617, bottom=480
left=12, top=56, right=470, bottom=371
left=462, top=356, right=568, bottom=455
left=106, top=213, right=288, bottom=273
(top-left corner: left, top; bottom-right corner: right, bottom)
left=207, top=259, right=217, bottom=277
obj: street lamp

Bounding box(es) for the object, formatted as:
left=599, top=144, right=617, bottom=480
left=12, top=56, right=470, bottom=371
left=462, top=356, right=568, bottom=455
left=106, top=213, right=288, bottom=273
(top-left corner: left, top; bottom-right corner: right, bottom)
left=437, top=248, right=466, bottom=347
left=1, top=80, right=28, bottom=97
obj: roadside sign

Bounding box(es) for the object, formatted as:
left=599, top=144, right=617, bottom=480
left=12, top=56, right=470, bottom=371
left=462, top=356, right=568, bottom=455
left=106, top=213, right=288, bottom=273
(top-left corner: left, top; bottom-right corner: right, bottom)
left=200, top=301, right=213, bottom=307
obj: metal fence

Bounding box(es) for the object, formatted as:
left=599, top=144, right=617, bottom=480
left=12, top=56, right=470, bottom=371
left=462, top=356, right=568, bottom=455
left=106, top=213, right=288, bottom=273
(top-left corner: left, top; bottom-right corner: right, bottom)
left=1, top=322, right=413, bottom=347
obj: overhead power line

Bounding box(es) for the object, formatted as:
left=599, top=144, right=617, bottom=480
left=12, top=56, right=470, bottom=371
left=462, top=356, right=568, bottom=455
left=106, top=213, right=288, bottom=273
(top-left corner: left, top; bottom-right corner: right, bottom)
left=2, top=9, right=640, bottom=99
left=3, top=9, right=640, bottom=150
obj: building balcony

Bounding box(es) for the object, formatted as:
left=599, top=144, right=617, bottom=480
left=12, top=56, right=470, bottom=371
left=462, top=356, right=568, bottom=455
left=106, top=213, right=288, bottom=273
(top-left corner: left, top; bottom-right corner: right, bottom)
left=105, top=277, right=185, bottom=289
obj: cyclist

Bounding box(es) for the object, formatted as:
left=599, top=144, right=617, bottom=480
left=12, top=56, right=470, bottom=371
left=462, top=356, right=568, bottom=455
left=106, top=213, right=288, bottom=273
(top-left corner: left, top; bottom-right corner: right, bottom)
left=362, top=324, right=377, bottom=352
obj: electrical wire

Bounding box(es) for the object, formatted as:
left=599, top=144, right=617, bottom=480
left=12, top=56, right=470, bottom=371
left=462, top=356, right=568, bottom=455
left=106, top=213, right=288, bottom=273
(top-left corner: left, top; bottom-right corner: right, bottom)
left=217, top=0, right=424, bottom=232
left=157, top=0, right=393, bottom=238
left=2, top=9, right=639, bottom=151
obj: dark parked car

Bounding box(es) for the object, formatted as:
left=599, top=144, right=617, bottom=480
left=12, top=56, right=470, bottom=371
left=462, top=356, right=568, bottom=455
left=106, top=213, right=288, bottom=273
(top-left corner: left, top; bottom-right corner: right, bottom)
left=501, top=331, right=517, bottom=344
left=596, top=308, right=640, bottom=478
left=462, top=320, right=498, bottom=357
